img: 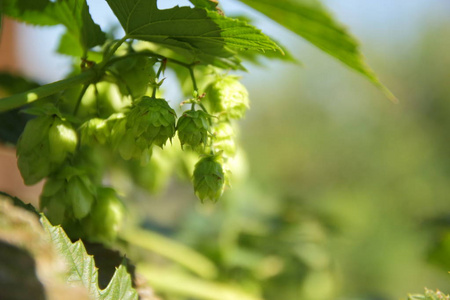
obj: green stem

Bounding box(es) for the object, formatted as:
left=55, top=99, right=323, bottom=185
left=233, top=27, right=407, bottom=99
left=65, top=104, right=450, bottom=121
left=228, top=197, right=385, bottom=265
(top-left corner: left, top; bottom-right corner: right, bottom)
left=152, top=60, right=166, bottom=98
left=0, top=70, right=97, bottom=112
left=105, top=50, right=191, bottom=70
left=189, top=67, right=199, bottom=93
left=100, top=36, right=129, bottom=68
left=73, top=84, right=90, bottom=115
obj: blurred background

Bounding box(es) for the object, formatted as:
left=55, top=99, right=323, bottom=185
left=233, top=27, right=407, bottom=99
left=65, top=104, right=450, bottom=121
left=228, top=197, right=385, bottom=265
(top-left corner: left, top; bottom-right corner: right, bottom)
left=1, top=1, right=450, bottom=299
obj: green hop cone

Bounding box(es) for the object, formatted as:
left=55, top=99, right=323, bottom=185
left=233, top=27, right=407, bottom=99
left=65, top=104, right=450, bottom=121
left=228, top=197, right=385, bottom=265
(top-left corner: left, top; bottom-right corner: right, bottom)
left=193, top=154, right=225, bottom=202
left=17, top=115, right=77, bottom=185
left=48, top=117, right=77, bottom=162
left=211, top=121, right=236, bottom=157
left=82, top=187, right=124, bottom=244
left=117, top=97, right=176, bottom=161
left=205, top=76, right=249, bottom=119
left=40, top=167, right=96, bottom=223
left=177, top=110, right=210, bottom=151
left=80, top=118, right=109, bottom=146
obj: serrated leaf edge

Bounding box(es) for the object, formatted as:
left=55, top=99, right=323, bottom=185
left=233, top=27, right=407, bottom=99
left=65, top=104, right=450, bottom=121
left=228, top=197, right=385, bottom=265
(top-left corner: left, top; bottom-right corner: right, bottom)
left=40, top=216, right=138, bottom=300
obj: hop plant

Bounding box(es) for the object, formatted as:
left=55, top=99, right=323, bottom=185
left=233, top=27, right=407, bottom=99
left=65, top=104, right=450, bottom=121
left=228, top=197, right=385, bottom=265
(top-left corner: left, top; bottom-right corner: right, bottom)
left=177, top=110, right=210, bottom=151
left=82, top=187, right=124, bottom=244
left=115, top=97, right=176, bottom=162
left=205, top=75, right=249, bottom=119
left=17, top=114, right=77, bottom=185
left=193, top=154, right=225, bottom=202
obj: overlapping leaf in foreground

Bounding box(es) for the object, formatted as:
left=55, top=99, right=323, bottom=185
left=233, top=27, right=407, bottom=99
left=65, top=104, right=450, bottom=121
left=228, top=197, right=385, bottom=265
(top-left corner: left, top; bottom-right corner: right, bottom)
left=41, top=217, right=138, bottom=300
left=105, top=0, right=282, bottom=69
left=239, top=0, right=396, bottom=101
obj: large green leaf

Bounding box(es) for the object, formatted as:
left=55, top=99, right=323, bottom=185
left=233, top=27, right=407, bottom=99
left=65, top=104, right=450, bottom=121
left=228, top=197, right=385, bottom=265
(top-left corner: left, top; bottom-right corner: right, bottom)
left=239, top=0, right=396, bottom=101
left=41, top=216, right=138, bottom=300
left=105, top=0, right=282, bottom=69
left=189, top=0, right=220, bottom=11
left=3, top=0, right=105, bottom=56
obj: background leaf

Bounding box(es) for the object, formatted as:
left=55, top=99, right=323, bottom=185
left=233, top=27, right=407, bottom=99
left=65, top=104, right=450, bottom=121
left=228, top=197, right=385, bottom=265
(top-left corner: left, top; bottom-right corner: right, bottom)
left=3, top=0, right=105, bottom=57
left=239, top=0, right=396, bottom=101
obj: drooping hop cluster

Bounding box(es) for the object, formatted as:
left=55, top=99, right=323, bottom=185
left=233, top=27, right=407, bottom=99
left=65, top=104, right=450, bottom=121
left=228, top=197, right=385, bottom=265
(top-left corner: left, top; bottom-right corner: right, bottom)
left=112, top=96, right=176, bottom=162
left=205, top=75, right=249, bottom=119
left=177, top=110, right=211, bottom=151
left=41, top=166, right=125, bottom=243
left=17, top=114, right=77, bottom=185
left=193, top=154, right=225, bottom=202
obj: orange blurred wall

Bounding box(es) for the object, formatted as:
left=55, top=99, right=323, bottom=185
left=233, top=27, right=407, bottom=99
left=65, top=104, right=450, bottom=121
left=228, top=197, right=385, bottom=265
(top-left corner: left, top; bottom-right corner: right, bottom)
left=0, top=18, right=43, bottom=205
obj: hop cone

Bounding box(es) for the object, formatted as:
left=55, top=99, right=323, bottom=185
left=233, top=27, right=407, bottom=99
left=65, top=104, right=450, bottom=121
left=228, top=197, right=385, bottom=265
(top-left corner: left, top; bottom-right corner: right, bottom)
left=17, top=115, right=77, bottom=185
left=193, top=154, right=225, bottom=202
left=211, top=121, right=236, bottom=157
left=177, top=110, right=210, bottom=151
left=117, top=97, right=176, bottom=161
left=80, top=118, right=109, bottom=146
left=82, top=187, right=124, bottom=243
left=205, top=76, right=249, bottom=119
left=41, top=167, right=96, bottom=224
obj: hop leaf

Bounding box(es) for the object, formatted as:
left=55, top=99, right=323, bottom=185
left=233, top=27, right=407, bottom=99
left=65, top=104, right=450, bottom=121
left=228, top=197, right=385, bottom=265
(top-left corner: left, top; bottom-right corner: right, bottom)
left=40, top=216, right=138, bottom=300
left=205, top=76, right=249, bottom=119
left=193, top=154, right=225, bottom=202
left=177, top=110, right=210, bottom=151
left=17, top=115, right=77, bottom=185
left=109, top=56, right=156, bottom=99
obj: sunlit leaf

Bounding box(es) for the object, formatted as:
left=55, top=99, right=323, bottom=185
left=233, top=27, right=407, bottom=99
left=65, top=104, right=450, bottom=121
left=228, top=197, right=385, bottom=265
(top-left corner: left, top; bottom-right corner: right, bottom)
left=105, top=0, right=282, bottom=69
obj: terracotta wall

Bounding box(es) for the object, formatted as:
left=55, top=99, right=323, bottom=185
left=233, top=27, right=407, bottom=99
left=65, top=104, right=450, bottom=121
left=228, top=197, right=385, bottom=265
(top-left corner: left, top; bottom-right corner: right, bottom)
left=0, top=18, right=43, bottom=205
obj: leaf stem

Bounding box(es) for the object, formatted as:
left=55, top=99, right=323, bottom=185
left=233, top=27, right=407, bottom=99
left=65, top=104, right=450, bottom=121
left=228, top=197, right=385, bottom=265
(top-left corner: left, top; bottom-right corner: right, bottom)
left=152, top=60, right=166, bottom=98
left=105, top=50, right=192, bottom=69
left=100, top=36, right=129, bottom=67
left=73, top=84, right=90, bottom=115
left=189, top=67, right=199, bottom=93
left=0, top=70, right=97, bottom=112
